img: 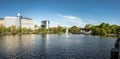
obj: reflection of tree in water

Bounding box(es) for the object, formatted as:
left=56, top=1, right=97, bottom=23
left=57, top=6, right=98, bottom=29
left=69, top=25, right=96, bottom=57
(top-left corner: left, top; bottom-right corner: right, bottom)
left=0, top=36, right=6, bottom=58
left=0, top=35, right=24, bottom=59
left=17, top=34, right=36, bottom=58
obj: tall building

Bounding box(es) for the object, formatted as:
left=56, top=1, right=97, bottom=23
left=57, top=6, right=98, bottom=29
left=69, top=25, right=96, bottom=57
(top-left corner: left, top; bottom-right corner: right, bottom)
left=41, top=20, right=50, bottom=29
left=4, top=13, right=34, bottom=30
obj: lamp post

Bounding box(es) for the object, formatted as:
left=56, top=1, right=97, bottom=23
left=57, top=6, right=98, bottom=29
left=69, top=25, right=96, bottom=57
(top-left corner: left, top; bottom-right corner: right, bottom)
left=17, top=13, right=22, bottom=33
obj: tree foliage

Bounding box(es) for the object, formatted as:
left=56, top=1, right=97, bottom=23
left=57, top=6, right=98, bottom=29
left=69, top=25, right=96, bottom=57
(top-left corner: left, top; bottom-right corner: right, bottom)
left=0, top=23, right=119, bottom=35
left=0, top=24, right=6, bottom=35
left=49, top=26, right=65, bottom=34
left=85, top=24, right=93, bottom=29
left=69, top=26, right=81, bottom=34
left=85, top=23, right=119, bottom=35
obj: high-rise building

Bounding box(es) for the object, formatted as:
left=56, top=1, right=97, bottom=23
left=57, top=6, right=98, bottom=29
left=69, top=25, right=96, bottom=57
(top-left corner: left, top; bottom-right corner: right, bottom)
left=41, top=20, right=50, bottom=29
left=4, top=13, right=34, bottom=30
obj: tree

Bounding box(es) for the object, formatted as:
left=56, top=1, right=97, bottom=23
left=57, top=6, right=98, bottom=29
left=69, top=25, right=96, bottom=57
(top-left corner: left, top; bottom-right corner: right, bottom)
left=57, top=26, right=64, bottom=34
left=69, top=26, right=81, bottom=34
left=49, top=26, right=65, bottom=34
left=91, top=26, right=101, bottom=35
left=38, top=28, right=48, bottom=34
left=22, top=28, right=33, bottom=34
left=100, top=28, right=107, bottom=35
left=99, top=22, right=110, bottom=28
left=34, top=29, right=39, bottom=34
left=0, top=24, right=6, bottom=35
left=100, top=23, right=110, bottom=34
left=11, top=25, right=17, bottom=34
left=85, top=24, right=93, bottom=29
left=110, top=24, right=118, bottom=34
left=49, top=27, right=56, bottom=34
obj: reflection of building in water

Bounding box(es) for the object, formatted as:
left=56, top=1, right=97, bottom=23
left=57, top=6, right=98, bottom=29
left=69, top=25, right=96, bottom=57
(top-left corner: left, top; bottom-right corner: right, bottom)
left=1, top=34, right=36, bottom=58
left=41, top=34, right=50, bottom=46
left=2, top=34, right=35, bottom=53
left=2, top=35, right=20, bottom=52
left=41, top=20, right=50, bottom=29
left=40, top=34, right=50, bottom=57
left=20, top=34, right=35, bottom=48
left=45, top=34, right=50, bottom=46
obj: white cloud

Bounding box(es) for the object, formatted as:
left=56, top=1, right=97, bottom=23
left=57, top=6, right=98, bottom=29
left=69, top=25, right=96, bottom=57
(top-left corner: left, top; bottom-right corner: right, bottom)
left=58, top=14, right=85, bottom=24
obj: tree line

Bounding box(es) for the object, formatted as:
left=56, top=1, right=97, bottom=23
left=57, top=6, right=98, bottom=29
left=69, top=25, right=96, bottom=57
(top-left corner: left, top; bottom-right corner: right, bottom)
left=0, top=24, right=33, bottom=35
left=0, top=23, right=119, bottom=35
left=84, top=23, right=120, bottom=35
left=0, top=24, right=81, bottom=35
left=34, top=25, right=81, bottom=34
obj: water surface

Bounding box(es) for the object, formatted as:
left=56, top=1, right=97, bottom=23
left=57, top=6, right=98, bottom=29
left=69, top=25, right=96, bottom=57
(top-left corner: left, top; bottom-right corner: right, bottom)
left=0, top=34, right=117, bottom=59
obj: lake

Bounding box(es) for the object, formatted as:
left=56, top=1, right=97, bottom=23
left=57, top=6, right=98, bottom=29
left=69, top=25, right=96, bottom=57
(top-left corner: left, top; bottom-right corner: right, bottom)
left=0, top=34, right=117, bottom=59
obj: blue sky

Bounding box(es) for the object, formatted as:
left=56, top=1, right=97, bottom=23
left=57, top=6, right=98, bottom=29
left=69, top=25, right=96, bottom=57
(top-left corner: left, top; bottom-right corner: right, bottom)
left=0, top=0, right=120, bottom=27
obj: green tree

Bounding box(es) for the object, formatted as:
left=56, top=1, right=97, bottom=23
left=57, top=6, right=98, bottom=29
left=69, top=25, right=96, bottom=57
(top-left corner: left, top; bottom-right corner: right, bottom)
left=38, top=28, right=48, bottom=34
left=85, top=24, right=93, bottom=29
left=110, top=24, right=118, bottom=34
left=11, top=25, right=17, bottom=34
left=34, top=29, right=40, bottom=34
left=22, top=28, right=33, bottom=34
left=99, top=22, right=110, bottom=28
left=91, top=23, right=109, bottom=35
left=100, top=28, right=107, bottom=35
left=0, top=24, right=6, bottom=35
left=69, top=26, right=81, bottom=34
left=100, top=23, right=110, bottom=34
left=57, top=26, right=64, bottom=34
left=49, top=27, right=57, bottom=34
left=91, top=26, right=101, bottom=35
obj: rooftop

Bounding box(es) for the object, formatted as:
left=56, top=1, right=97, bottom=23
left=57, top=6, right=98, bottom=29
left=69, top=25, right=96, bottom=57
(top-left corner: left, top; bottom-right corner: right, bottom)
left=22, top=16, right=32, bottom=20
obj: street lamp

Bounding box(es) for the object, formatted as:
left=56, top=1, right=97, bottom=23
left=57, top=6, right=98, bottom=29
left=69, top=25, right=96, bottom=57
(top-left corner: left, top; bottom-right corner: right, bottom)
left=17, top=13, right=22, bottom=33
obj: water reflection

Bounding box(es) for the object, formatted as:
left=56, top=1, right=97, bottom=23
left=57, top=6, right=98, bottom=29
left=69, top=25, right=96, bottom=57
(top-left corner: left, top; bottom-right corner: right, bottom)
left=0, top=34, right=117, bottom=59
left=0, top=34, right=36, bottom=59
left=42, top=34, right=50, bottom=46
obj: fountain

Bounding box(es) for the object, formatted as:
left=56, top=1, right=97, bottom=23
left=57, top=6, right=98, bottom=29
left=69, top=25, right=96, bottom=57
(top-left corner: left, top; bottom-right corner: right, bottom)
left=65, top=27, right=69, bottom=37
left=65, top=27, right=68, bottom=35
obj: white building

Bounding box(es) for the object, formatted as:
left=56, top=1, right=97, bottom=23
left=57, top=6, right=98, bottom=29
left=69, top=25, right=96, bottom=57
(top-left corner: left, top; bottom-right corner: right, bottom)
left=5, top=16, right=19, bottom=27
left=4, top=13, right=34, bottom=30
left=21, top=17, right=34, bottom=30
left=41, top=20, right=50, bottom=29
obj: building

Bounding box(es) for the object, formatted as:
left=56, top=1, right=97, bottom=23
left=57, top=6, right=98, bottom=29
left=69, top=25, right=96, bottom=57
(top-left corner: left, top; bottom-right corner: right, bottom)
left=4, top=13, right=34, bottom=30
left=4, top=16, right=19, bottom=27
left=0, top=18, right=4, bottom=25
left=81, top=29, right=93, bottom=34
left=41, top=20, right=50, bottom=29
left=21, top=17, right=34, bottom=30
